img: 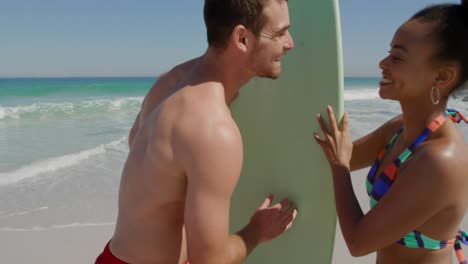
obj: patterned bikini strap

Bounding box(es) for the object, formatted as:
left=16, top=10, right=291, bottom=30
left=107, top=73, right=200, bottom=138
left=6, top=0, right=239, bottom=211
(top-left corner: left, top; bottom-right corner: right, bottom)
left=455, top=230, right=468, bottom=264
left=446, top=108, right=468, bottom=124
left=458, top=230, right=468, bottom=245
left=447, top=112, right=468, bottom=264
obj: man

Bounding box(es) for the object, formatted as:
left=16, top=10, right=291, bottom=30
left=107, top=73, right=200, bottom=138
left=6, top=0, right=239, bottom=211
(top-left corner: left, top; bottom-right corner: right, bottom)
left=96, top=0, right=296, bottom=263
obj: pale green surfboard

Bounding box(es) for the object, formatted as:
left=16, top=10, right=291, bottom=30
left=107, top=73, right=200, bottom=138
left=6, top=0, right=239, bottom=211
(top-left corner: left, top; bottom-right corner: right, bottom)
left=229, top=0, right=344, bottom=263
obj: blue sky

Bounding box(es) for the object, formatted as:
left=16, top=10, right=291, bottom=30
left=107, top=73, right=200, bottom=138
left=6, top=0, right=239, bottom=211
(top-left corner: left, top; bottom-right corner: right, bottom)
left=0, top=0, right=460, bottom=78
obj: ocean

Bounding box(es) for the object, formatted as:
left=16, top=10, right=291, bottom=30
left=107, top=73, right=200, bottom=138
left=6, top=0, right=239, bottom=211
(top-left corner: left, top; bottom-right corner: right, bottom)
left=0, top=77, right=467, bottom=231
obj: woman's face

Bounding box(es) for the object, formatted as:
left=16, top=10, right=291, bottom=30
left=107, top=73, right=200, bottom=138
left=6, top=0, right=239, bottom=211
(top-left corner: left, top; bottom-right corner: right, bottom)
left=378, top=19, right=442, bottom=103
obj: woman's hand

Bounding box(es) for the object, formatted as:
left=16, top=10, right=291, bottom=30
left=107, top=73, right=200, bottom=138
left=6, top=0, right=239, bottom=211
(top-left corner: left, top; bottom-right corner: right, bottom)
left=314, top=105, right=353, bottom=171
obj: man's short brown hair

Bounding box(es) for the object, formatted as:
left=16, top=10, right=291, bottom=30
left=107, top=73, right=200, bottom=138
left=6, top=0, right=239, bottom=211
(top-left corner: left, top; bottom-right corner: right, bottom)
left=203, top=0, right=270, bottom=49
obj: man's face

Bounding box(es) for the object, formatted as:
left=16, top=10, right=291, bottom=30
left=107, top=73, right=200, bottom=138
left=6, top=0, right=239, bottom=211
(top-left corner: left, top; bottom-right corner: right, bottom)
left=248, top=0, right=294, bottom=79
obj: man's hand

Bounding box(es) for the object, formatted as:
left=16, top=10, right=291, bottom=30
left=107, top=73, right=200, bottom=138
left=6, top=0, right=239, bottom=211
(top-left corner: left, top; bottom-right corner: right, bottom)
left=242, top=195, right=297, bottom=244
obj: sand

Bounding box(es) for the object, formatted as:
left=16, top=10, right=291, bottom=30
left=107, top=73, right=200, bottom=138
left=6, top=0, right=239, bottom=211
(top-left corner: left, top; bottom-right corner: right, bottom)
left=0, top=169, right=466, bottom=264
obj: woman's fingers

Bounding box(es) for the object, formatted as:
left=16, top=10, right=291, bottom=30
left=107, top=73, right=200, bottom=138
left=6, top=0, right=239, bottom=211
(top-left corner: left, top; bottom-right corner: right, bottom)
left=314, top=132, right=324, bottom=143
left=340, top=112, right=349, bottom=132
left=327, top=105, right=339, bottom=136
left=317, top=113, right=331, bottom=136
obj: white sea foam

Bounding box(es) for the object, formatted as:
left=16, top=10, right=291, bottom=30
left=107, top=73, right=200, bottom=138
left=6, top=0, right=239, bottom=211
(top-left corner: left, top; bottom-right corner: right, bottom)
left=344, top=88, right=380, bottom=101
left=0, top=207, right=49, bottom=218
left=0, top=97, right=143, bottom=120
left=0, top=137, right=127, bottom=186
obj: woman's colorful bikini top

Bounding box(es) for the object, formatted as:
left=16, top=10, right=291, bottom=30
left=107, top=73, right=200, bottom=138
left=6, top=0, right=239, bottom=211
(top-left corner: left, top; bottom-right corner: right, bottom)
left=366, top=110, right=468, bottom=263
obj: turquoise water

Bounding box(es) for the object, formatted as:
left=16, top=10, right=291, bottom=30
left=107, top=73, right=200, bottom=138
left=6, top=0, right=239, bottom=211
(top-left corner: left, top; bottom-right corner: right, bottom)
left=0, top=77, right=466, bottom=230
left=0, top=77, right=153, bottom=99
left=0, top=78, right=155, bottom=173
left=343, top=77, right=380, bottom=88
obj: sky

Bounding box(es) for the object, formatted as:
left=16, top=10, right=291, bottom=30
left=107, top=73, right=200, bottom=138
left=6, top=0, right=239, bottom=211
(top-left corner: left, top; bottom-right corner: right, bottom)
left=0, top=0, right=460, bottom=78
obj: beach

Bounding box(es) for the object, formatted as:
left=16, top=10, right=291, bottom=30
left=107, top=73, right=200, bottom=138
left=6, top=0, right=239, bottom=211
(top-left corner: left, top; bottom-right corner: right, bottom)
left=0, top=77, right=467, bottom=263
left=1, top=169, right=466, bottom=264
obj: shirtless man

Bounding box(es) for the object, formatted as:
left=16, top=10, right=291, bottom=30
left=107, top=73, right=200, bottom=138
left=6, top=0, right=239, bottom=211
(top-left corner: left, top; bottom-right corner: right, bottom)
left=95, top=0, right=296, bottom=263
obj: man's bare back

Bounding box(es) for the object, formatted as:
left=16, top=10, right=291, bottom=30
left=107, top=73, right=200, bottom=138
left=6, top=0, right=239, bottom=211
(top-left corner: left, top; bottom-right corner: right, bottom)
left=111, top=59, right=202, bottom=264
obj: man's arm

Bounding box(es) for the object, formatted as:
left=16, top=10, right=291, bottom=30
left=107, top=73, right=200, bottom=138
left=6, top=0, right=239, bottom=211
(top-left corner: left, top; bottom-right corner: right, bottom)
left=178, top=119, right=296, bottom=264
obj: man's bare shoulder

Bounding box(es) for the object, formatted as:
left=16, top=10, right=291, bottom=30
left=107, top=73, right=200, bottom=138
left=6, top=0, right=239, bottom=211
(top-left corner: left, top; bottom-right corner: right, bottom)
left=176, top=91, right=240, bottom=146
left=153, top=57, right=202, bottom=88
left=170, top=83, right=242, bottom=163
left=140, top=57, right=202, bottom=118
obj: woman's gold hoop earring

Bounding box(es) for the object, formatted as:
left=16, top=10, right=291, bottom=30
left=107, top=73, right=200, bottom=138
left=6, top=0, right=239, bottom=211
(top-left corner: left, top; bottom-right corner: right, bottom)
left=431, top=86, right=440, bottom=105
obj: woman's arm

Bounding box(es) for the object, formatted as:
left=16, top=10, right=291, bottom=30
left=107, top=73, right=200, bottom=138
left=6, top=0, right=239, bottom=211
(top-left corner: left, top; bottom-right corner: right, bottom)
left=314, top=106, right=455, bottom=256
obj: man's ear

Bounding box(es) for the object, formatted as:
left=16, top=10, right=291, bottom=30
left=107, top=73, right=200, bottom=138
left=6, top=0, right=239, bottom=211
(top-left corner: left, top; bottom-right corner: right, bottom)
left=231, top=25, right=249, bottom=52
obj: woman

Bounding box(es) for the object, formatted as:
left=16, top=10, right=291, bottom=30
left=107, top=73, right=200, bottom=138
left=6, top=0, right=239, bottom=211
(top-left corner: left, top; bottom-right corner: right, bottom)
left=315, top=2, right=468, bottom=263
